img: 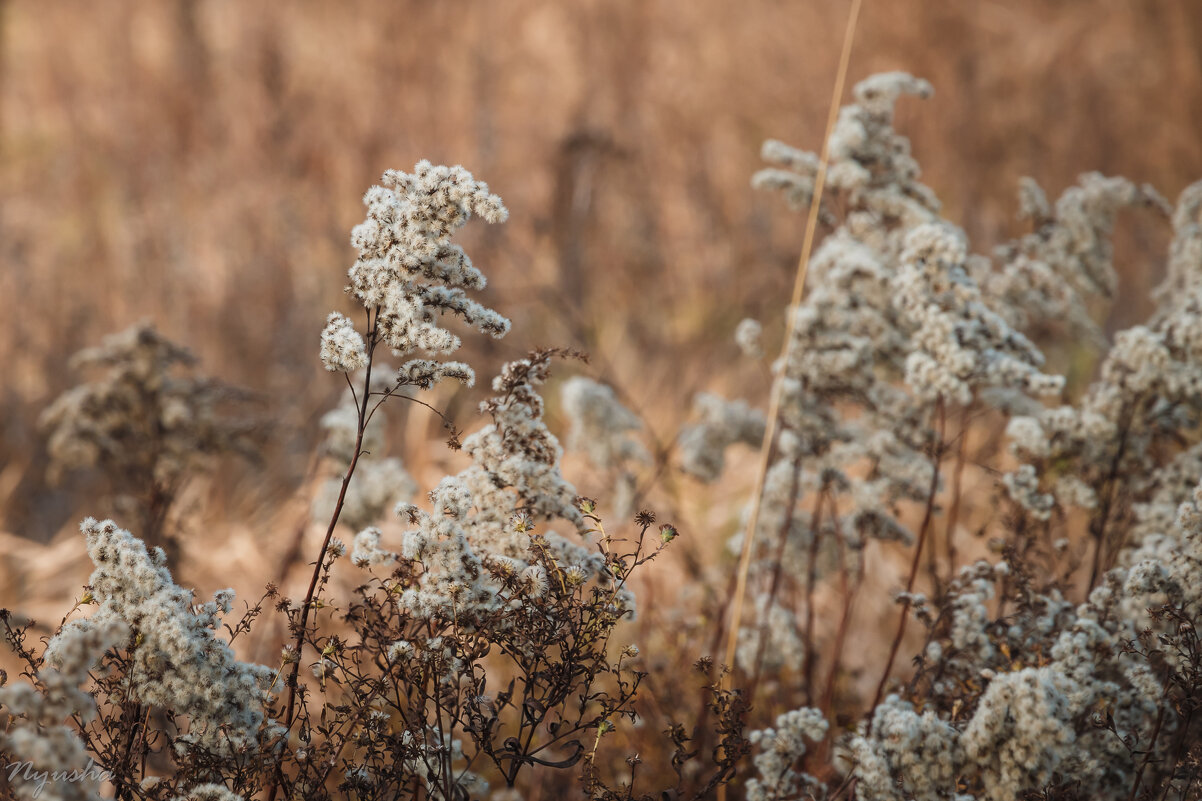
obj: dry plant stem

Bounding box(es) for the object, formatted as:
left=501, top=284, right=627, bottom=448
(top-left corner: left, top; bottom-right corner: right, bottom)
left=869, top=397, right=945, bottom=714
left=1090, top=403, right=1135, bottom=589
left=1128, top=699, right=1169, bottom=801
left=942, top=405, right=970, bottom=579
left=811, top=500, right=858, bottom=774
left=820, top=518, right=861, bottom=720
left=827, top=772, right=858, bottom=801
left=583, top=344, right=690, bottom=521
left=314, top=685, right=389, bottom=790
left=1171, top=774, right=1194, bottom=801
left=143, top=481, right=174, bottom=565
left=747, top=454, right=807, bottom=703
left=272, top=447, right=325, bottom=587
left=269, top=309, right=378, bottom=801
left=112, top=631, right=143, bottom=798
left=693, top=567, right=741, bottom=769
left=800, top=488, right=829, bottom=705
left=995, top=516, right=1029, bottom=622
left=1172, top=706, right=1198, bottom=790
left=115, top=699, right=144, bottom=799
left=924, top=515, right=939, bottom=589
left=722, top=0, right=863, bottom=680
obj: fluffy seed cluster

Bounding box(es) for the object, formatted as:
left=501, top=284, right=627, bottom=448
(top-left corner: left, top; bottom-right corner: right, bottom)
left=735, top=318, right=764, bottom=358
left=559, top=376, right=647, bottom=471
left=848, top=694, right=963, bottom=801
left=0, top=614, right=126, bottom=801
left=355, top=352, right=632, bottom=626
left=1001, top=179, right=1202, bottom=523
left=694, top=72, right=1062, bottom=664
left=678, top=393, right=765, bottom=482
left=39, top=323, right=259, bottom=490
left=319, top=312, right=369, bottom=373
left=76, top=518, right=275, bottom=753
left=745, top=707, right=828, bottom=801
left=894, top=222, right=1064, bottom=406
left=985, top=173, right=1166, bottom=347
left=559, top=376, right=648, bottom=519
left=15, top=69, right=1202, bottom=801
left=827, top=475, right=1202, bottom=801
left=344, top=160, right=511, bottom=389
left=696, top=72, right=1202, bottom=801
left=172, top=785, right=245, bottom=801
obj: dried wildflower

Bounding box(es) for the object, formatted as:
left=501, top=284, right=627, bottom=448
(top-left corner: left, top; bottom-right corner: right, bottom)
left=78, top=518, right=274, bottom=753
left=39, top=323, right=260, bottom=555
left=894, top=222, right=1065, bottom=406
left=745, top=707, right=828, bottom=801
left=0, top=611, right=125, bottom=801
left=987, top=173, right=1166, bottom=346
left=560, top=376, right=647, bottom=470
left=17, top=68, right=1202, bottom=801
left=345, top=161, right=510, bottom=389
left=319, top=312, right=369, bottom=372
left=173, top=784, right=245, bottom=801
left=735, top=318, right=764, bottom=358
left=1002, top=463, right=1055, bottom=521
left=998, top=177, right=1202, bottom=579
left=678, top=393, right=765, bottom=482
left=350, top=526, right=397, bottom=568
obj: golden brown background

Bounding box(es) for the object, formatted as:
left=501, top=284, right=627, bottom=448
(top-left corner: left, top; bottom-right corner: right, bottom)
left=1, top=0, right=1199, bottom=593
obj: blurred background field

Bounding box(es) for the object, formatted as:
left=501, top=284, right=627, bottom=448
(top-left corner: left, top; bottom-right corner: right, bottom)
left=1, top=0, right=1200, bottom=665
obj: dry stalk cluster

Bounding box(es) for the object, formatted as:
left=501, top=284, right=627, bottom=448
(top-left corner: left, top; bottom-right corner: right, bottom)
left=6, top=72, right=1202, bottom=801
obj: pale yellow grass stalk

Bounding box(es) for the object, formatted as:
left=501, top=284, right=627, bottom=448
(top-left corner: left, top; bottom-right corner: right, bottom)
left=721, top=0, right=863, bottom=690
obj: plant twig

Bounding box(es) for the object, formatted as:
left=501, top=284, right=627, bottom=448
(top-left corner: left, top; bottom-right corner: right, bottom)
left=869, top=397, right=945, bottom=714
left=267, top=311, right=379, bottom=801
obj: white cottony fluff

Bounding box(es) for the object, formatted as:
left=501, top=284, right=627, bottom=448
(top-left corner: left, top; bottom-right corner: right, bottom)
left=735, top=318, right=764, bottom=358
left=320, top=312, right=369, bottom=373
left=355, top=352, right=630, bottom=627
left=76, top=518, right=275, bottom=753
left=745, top=707, right=828, bottom=801
left=678, top=393, right=765, bottom=482
left=560, top=375, right=648, bottom=470
left=0, top=613, right=126, bottom=801
left=172, top=785, right=245, bottom=801
left=344, top=161, right=511, bottom=390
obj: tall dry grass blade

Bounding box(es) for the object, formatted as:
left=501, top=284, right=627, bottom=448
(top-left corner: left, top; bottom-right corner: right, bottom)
left=722, top=0, right=863, bottom=679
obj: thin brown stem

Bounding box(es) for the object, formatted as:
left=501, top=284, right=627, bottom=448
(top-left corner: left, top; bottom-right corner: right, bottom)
left=868, top=398, right=945, bottom=715
left=800, top=488, right=828, bottom=705
left=747, top=455, right=807, bottom=702
left=942, top=405, right=970, bottom=580
left=1090, top=402, right=1135, bottom=589
left=820, top=508, right=861, bottom=722
left=114, top=700, right=144, bottom=800
left=1129, top=702, right=1168, bottom=801
left=267, top=310, right=378, bottom=801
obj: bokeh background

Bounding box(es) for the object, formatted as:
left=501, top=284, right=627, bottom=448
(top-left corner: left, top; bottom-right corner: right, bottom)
left=1, top=0, right=1199, bottom=621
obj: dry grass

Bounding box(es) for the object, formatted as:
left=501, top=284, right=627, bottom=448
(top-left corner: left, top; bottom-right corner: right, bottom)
left=1, top=5, right=1200, bottom=792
